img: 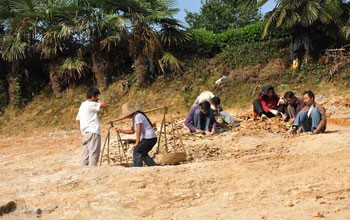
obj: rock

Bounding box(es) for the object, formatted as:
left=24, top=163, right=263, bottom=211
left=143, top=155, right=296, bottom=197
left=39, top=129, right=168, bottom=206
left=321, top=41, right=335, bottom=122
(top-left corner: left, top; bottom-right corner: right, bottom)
left=36, top=208, right=42, bottom=218
left=284, top=201, right=294, bottom=207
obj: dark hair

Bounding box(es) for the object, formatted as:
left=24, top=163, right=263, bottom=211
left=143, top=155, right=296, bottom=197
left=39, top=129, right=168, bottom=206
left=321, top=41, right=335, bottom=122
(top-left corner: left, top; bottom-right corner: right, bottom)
left=303, top=90, right=315, bottom=100
left=284, top=91, right=295, bottom=99
left=86, top=88, right=100, bottom=99
left=210, top=96, right=221, bottom=105
left=199, top=101, right=211, bottom=112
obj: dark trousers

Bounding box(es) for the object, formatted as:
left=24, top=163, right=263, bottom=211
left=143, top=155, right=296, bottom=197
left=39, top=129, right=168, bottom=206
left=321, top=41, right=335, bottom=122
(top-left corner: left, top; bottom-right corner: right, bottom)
left=133, top=138, right=158, bottom=167
left=253, top=100, right=287, bottom=118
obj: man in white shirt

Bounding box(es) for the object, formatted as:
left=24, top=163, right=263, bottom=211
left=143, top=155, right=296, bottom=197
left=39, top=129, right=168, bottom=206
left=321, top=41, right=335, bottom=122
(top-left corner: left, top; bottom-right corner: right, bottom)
left=76, top=88, right=107, bottom=166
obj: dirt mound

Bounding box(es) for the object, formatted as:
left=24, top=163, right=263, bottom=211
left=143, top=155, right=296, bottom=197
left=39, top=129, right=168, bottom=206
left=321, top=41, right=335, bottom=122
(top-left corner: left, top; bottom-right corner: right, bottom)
left=229, top=59, right=287, bottom=82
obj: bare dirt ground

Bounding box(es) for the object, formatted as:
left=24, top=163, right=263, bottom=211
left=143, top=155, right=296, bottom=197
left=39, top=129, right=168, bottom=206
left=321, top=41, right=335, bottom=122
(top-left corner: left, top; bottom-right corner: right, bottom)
left=1, top=96, right=350, bottom=220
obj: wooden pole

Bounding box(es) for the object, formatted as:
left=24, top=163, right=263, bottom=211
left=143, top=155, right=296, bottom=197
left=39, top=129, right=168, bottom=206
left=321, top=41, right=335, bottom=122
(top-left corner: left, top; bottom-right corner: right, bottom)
left=117, top=133, right=122, bottom=164
left=169, top=114, right=177, bottom=151
left=116, top=131, right=129, bottom=166
left=156, top=113, right=165, bottom=154
left=106, top=105, right=174, bottom=125
left=107, top=131, right=110, bottom=165
left=163, top=108, right=168, bottom=153
left=171, top=114, right=185, bottom=152
left=99, top=129, right=110, bottom=166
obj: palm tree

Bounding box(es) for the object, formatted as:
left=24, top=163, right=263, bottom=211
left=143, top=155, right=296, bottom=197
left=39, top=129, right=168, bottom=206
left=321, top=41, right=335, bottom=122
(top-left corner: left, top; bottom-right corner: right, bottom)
left=37, top=0, right=88, bottom=97
left=262, top=0, right=345, bottom=61
left=0, top=0, right=37, bottom=106
left=125, top=0, right=191, bottom=86
left=0, top=34, right=27, bottom=106
left=71, top=0, right=126, bottom=90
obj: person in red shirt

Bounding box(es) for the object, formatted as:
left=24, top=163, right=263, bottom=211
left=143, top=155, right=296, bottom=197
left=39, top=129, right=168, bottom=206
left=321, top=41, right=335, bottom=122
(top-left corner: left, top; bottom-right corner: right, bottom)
left=253, top=85, right=286, bottom=118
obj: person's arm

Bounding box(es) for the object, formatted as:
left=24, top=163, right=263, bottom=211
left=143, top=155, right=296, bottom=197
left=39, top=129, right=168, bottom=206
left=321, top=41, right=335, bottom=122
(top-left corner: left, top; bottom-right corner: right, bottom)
left=135, top=123, right=142, bottom=146
left=210, top=115, right=217, bottom=135
left=76, top=120, right=80, bottom=132
left=116, top=127, right=134, bottom=134
left=313, top=105, right=327, bottom=134
left=97, top=100, right=108, bottom=109
left=260, top=100, right=271, bottom=113
left=184, top=108, right=198, bottom=133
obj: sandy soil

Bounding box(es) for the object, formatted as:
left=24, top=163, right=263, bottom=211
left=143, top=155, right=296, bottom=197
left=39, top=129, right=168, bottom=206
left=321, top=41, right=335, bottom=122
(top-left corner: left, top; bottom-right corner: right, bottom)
left=1, top=97, right=350, bottom=220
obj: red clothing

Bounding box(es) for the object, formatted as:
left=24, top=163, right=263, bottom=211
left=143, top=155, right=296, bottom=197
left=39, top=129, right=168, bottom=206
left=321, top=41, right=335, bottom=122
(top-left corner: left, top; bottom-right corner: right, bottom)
left=260, top=96, right=279, bottom=112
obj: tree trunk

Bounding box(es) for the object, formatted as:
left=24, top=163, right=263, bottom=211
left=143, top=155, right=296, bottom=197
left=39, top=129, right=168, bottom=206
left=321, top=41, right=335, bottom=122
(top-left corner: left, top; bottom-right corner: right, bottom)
left=135, top=55, right=147, bottom=87
left=49, top=63, right=62, bottom=98
left=7, top=62, right=21, bottom=106
left=92, top=53, right=108, bottom=90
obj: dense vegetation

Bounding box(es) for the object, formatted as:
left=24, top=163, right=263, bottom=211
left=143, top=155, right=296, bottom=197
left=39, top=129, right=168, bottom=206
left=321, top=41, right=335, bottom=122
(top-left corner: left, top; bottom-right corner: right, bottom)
left=1, top=0, right=350, bottom=114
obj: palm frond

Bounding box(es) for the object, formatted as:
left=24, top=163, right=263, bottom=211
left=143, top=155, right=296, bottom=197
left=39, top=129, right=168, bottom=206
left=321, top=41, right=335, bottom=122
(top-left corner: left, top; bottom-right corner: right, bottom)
left=60, top=56, right=88, bottom=80
left=159, top=52, right=182, bottom=73
left=0, top=34, right=27, bottom=62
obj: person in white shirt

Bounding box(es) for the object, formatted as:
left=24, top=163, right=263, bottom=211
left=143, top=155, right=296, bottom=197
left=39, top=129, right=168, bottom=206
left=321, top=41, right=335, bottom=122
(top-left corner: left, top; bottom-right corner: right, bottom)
left=76, top=88, right=107, bottom=166
left=115, top=103, right=158, bottom=167
left=193, top=91, right=234, bottom=125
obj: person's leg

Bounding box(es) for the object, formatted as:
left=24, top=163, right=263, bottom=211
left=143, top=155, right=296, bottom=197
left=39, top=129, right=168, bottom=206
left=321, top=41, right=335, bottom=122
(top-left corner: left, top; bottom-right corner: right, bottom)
left=81, top=133, right=92, bottom=166
left=277, top=104, right=287, bottom=114
left=219, top=111, right=234, bottom=124
left=140, top=138, right=158, bottom=166
left=133, top=142, right=144, bottom=167
left=253, top=100, right=265, bottom=116
left=293, top=111, right=311, bottom=132
left=310, top=108, right=321, bottom=132
left=287, top=105, right=296, bottom=119
left=193, top=109, right=204, bottom=130
left=88, top=133, right=101, bottom=166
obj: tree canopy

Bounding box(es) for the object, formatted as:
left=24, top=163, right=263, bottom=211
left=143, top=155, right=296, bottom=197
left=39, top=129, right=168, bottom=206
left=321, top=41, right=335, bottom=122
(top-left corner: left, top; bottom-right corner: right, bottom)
left=185, top=0, right=262, bottom=33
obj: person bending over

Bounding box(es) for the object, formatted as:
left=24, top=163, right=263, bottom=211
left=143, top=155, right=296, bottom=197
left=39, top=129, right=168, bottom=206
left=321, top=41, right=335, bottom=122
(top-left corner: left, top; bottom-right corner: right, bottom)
left=115, top=103, right=158, bottom=167
left=284, top=91, right=305, bottom=123
left=185, top=101, right=217, bottom=135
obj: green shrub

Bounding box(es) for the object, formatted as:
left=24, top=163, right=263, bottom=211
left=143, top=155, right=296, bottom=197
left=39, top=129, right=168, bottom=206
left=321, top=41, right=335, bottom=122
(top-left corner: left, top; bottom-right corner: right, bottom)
left=219, top=38, right=290, bottom=68
left=184, top=23, right=289, bottom=58
left=185, top=29, right=220, bottom=56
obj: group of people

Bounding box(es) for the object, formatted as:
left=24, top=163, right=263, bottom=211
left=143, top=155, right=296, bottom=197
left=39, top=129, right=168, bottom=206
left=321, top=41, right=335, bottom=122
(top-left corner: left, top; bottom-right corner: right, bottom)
left=252, top=85, right=327, bottom=135
left=76, top=86, right=327, bottom=167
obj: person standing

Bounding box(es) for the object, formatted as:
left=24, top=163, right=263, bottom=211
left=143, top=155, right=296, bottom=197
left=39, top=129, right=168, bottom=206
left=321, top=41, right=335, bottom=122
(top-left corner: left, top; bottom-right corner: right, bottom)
left=115, top=103, right=158, bottom=167
left=76, top=88, right=107, bottom=166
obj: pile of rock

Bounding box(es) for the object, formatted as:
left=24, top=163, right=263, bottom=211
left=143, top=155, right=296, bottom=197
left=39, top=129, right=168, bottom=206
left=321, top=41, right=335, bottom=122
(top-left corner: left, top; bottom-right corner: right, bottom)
left=236, top=114, right=291, bottom=136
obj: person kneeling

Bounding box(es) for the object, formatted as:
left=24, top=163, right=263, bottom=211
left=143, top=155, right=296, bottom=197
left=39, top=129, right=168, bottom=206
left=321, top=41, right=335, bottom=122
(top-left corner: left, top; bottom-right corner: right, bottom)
left=290, top=91, right=327, bottom=135
left=185, top=101, right=217, bottom=136
left=115, top=103, right=158, bottom=167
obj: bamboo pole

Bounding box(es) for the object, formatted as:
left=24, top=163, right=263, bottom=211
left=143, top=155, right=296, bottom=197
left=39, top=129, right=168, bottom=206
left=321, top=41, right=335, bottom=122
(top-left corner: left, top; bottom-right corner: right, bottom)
left=116, top=131, right=129, bottom=165
left=169, top=114, right=177, bottom=151
left=163, top=108, right=168, bottom=153
left=99, top=129, right=110, bottom=166
left=156, top=113, right=165, bottom=154
left=107, top=131, right=110, bottom=165
left=171, top=114, right=185, bottom=152
left=106, top=105, right=174, bottom=125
